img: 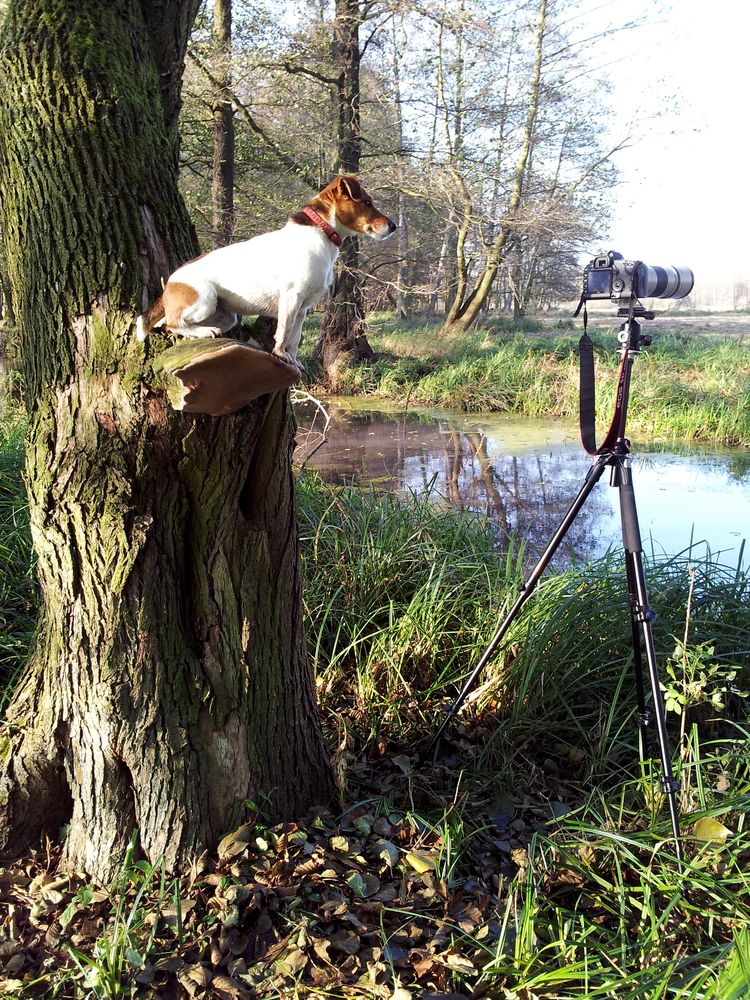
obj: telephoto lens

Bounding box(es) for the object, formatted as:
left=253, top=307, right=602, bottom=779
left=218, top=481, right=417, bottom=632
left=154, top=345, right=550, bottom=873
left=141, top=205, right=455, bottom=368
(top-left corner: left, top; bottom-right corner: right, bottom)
left=635, top=263, right=694, bottom=299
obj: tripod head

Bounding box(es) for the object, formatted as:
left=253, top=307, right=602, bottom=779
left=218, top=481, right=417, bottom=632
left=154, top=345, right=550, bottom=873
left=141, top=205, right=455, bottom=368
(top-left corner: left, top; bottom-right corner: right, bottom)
left=617, top=304, right=654, bottom=321
left=616, top=304, right=652, bottom=353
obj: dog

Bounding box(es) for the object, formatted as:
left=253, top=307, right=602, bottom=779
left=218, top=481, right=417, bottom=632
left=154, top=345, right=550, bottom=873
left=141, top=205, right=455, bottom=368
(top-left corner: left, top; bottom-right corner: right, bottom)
left=136, top=175, right=396, bottom=367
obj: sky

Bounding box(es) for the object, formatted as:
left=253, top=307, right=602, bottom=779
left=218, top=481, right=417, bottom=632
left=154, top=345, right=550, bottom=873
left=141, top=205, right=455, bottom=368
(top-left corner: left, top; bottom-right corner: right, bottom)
left=587, top=0, right=750, bottom=287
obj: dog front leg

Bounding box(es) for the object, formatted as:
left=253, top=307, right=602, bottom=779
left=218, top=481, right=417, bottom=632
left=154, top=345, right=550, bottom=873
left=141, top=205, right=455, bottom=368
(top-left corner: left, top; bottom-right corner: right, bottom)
left=272, top=293, right=302, bottom=366
left=284, top=310, right=308, bottom=373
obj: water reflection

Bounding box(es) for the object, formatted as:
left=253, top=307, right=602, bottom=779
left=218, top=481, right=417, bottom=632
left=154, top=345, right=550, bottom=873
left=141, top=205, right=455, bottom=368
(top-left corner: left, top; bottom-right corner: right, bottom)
left=295, top=401, right=750, bottom=566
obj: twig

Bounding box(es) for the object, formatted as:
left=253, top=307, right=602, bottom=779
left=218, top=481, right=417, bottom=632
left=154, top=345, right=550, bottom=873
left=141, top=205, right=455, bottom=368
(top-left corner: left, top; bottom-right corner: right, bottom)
left=291, top=389, right=331, bottom=467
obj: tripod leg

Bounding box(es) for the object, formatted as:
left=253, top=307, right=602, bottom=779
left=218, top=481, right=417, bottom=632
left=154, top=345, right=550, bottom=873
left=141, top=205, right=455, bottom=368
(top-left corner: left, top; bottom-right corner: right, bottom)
left=617, top=459, right=683, bottom=867
left=421, top=454, right=610, bottom=763
left=624, top=551, right=649, bottom=759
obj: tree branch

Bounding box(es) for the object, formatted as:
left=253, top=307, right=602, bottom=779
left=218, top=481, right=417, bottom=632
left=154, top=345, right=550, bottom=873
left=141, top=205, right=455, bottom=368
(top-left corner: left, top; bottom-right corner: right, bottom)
left=253, top=58, right=340, bottom=88
left=188, top=49, right=321, bottom=191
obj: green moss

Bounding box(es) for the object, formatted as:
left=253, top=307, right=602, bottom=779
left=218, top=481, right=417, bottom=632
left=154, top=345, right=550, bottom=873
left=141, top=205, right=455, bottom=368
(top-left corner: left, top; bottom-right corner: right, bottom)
left=0, top=0, right=197, bottom=401
left=87, top=310, right=118, bottom=374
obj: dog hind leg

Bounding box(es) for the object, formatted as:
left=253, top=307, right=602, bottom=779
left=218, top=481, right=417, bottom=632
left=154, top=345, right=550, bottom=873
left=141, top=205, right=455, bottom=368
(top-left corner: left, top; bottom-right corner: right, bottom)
left=163, top=280, right=225, bottom=338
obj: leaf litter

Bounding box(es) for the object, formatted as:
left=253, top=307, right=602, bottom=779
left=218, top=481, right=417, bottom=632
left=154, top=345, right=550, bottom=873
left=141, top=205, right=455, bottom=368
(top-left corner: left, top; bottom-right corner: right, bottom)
left=1, top=730, right=742, bottom=998
left=0, top=740, right=558, bottom=998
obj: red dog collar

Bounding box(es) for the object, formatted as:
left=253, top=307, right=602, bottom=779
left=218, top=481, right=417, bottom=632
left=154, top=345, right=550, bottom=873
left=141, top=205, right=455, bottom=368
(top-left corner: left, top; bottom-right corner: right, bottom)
left=302, top=206, right=343, bottom=247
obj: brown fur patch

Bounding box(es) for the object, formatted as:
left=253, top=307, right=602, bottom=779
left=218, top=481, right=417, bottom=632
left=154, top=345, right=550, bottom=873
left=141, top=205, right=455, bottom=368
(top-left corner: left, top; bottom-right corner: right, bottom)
left=162, top=281, right=199, bottom=328
left=141, top=295, right=165, bottom=332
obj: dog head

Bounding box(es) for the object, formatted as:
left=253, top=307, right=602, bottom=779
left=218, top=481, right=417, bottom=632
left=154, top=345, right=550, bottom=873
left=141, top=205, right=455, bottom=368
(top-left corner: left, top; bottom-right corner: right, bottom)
left=320, top=176, right=397, bottom=241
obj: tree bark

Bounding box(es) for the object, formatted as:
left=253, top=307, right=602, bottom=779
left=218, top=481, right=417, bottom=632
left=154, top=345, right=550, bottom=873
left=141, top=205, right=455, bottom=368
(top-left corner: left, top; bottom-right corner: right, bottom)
left=316, top=0, right=374, bottom=381
left=0, top=0, right=333, bottom=882
left=211, top=0, right=235, bottom=247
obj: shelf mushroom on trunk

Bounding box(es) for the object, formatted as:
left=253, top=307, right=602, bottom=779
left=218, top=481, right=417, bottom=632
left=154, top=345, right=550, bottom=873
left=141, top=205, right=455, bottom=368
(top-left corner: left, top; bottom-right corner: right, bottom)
left=153, top=338, right=301, bottom=416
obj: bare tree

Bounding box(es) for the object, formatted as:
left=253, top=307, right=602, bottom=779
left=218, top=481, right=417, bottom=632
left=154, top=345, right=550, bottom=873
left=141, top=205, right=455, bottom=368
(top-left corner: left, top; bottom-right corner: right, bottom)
left=212, top=0, right=235, bottom=246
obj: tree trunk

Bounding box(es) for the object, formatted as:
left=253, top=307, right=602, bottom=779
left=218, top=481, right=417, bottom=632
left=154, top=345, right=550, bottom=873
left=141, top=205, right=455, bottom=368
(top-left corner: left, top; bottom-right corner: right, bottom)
left=316, top=0, right=373, bottom=379
left=0, top=0, right=333, bottom=883
left=211, top=0, right=235, bottom=247
left=391, top=17, right=407, bottom=323
left=318, top=239, right=375, bottom=385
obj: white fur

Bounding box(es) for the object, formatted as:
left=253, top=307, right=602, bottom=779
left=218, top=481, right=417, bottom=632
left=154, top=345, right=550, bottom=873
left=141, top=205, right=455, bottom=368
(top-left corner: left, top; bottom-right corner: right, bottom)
left=136, top=311, right=165, bottom=342
left=170, top=223, right=341, bottom=364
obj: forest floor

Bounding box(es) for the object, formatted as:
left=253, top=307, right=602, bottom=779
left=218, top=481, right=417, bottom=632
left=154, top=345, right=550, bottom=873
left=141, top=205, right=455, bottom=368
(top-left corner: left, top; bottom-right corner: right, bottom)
left=1, top=318, right=750, bottom=998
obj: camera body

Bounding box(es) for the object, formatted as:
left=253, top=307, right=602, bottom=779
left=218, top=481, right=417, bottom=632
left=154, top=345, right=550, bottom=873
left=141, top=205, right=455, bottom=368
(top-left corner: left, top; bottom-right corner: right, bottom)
left=582, top=251, right=693, bottom=308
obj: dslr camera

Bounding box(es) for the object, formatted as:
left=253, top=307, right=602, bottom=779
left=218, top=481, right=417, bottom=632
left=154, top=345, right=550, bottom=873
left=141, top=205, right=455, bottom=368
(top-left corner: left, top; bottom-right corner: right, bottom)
left=582, top=251, right=693, bottom=309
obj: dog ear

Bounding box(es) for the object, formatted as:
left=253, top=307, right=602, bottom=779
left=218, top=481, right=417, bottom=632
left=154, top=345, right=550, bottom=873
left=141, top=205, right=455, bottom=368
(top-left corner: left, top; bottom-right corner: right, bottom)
left=338, top=175, right=362, bottom=201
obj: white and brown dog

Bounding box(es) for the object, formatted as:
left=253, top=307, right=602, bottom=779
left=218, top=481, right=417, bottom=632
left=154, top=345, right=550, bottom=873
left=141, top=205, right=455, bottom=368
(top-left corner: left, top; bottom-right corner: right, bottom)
left=136, top=175, right=396, bottom=366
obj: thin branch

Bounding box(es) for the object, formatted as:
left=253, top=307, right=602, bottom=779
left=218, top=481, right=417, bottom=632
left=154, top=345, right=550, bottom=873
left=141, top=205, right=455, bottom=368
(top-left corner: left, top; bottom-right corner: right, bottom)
left=291, top=391, right=331, bottom=467
left=188, top=49, right=321, bottom=191
left=253, top=57, right=340, bottom=88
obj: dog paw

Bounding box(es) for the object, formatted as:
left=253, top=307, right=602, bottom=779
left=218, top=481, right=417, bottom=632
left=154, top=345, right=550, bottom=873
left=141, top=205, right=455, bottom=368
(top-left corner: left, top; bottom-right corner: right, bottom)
left=272, top=348, right=297, bottom=368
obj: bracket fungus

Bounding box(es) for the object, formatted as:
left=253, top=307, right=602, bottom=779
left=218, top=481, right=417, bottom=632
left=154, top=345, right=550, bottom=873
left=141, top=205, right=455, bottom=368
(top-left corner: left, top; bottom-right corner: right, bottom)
left=153, top=338, right=301, bottom=416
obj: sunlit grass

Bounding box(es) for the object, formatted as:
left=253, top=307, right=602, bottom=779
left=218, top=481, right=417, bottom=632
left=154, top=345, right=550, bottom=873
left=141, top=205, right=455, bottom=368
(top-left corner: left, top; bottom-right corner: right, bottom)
left=299, top=474, right=749, bottom=762
left=294, top=473, right=749, bottom=996
left=299, top=317, right=750, bottom=445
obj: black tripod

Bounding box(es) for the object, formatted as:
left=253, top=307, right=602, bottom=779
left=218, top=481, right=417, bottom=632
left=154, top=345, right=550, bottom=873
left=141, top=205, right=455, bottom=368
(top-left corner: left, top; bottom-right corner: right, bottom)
left=423, top=312, right=683, bottom=867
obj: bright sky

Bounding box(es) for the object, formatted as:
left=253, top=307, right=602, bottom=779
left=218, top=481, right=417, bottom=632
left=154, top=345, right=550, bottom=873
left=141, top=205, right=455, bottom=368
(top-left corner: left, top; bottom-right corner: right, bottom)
left=586, top=0, right=750, bottom=285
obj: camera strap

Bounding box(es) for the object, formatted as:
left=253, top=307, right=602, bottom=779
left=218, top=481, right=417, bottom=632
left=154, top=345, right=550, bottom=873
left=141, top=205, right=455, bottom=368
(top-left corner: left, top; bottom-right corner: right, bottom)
left=578, top=305, right=628, bottom=456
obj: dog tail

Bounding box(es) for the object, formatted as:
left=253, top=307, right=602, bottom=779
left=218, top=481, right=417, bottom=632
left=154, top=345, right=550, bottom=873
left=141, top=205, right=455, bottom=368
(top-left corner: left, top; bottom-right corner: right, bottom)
left=135, top=296, right=166, bottom=342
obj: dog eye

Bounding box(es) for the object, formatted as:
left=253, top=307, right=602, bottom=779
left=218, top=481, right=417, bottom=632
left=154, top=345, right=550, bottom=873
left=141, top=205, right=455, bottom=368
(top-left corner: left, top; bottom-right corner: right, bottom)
left=364, top=199, right=372, bottom=207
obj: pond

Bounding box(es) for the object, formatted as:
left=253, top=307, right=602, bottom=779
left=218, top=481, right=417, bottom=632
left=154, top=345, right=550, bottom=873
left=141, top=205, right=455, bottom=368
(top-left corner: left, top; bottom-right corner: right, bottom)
left=295, top=399, right=750, bottom=567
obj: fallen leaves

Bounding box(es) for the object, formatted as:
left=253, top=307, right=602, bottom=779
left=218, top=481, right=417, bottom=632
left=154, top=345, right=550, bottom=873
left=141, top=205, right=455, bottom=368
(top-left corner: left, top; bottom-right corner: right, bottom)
left=693, top=816, right=733, bottom=843
left=0, top=745, right=602, bottom=997
left=0, top=782, right=517, bottom=998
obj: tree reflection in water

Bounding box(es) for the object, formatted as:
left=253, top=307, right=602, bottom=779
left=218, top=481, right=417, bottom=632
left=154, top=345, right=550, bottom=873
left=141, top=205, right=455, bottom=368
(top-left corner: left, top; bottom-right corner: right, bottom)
left=294, top=403, right=613, bottom=566
left=295, top=401, right=750, bottom=567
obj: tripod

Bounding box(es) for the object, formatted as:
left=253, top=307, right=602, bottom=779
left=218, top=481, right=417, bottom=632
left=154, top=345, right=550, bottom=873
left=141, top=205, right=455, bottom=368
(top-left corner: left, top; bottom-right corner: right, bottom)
left=423, top=312, right=683, bottom=866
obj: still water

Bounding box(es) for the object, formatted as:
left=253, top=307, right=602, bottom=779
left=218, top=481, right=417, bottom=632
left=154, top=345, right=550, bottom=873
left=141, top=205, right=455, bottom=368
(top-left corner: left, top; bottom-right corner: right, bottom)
left=295, top=400, right=750, bottom=566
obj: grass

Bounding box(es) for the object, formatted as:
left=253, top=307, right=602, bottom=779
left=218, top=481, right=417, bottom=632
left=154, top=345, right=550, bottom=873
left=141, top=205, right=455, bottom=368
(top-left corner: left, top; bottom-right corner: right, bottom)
left=297, top=477, right=750, bottom=997
left=298, top=475, right=749, bottom=770
left=2, top=406, right=750, bottom=996
left=0, top=401, right=35, bottom=705
left=299, top=314, right=750, bottom=446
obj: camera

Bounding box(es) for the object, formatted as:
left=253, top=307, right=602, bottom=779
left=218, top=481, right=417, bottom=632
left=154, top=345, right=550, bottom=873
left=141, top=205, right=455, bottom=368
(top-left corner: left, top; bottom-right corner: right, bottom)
left=582, top=251, right=694, bottom=307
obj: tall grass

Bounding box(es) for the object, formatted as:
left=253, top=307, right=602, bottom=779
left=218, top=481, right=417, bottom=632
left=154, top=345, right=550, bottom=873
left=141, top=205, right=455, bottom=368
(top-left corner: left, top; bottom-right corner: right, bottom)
left=298, top=473, right=749, bottom=758
left=296, top=475, right=526, bottom=736
left=300, top=321, right=750, bottom=445
left=0, top=406, right=34, bottom=703
left=296, top=473, right=750, bottom=996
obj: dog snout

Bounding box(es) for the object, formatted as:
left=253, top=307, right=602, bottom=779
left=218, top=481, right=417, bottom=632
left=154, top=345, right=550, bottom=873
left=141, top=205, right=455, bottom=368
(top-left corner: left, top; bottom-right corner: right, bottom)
left=372, top=217, right=397, bottom=239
